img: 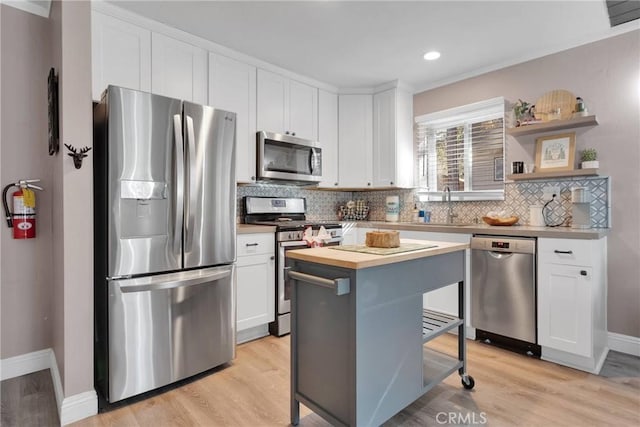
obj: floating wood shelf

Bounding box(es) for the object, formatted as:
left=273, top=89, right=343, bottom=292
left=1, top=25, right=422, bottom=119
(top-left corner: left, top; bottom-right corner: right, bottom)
left=507, top=168, right=599, bottom=181
left=507, top=115, right=598, bottom=136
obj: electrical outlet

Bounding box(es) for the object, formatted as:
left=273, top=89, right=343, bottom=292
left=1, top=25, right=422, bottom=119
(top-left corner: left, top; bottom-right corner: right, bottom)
left=542, top=186, right=560, bottom=201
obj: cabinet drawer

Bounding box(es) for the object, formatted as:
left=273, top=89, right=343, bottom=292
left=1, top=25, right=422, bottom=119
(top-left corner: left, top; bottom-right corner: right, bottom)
left=237, top=233, right=275, bottom=257
left=538, top=238, right=592, bottom=266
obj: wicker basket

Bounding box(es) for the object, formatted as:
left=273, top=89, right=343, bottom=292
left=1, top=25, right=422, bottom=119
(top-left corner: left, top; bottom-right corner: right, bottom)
left=339, top=205, right=370, bottom=221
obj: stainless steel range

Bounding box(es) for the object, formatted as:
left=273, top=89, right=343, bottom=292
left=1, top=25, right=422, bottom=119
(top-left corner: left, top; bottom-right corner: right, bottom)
left=244, top=197, right=343, bottom=336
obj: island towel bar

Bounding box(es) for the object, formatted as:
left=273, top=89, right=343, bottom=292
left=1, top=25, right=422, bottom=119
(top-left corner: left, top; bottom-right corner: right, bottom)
left=287, top=270, right=351, bottom=296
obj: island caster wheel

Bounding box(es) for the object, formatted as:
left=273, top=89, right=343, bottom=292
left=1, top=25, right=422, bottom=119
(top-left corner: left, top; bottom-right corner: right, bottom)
left=462, top=375, right=475, bottom=390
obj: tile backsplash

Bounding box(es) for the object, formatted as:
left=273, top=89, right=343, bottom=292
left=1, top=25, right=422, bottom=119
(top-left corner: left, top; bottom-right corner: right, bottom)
left=237, top=176, right=610, bottom=228
left=415, top=177, right=609, bottom=228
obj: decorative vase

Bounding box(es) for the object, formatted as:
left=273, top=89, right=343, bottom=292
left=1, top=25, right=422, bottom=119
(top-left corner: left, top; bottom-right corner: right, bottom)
left=581, top=160, right=599, bottom=169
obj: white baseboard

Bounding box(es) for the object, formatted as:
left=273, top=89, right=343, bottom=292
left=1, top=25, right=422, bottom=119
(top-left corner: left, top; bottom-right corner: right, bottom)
left=49, top=349, right=98, bottom=425
left=608, top=332, right=640, bottom=357
left=1, top=348, right=97, bottom=425
left=60, top=391, right=98, bottom=425
left=49, top=350, right=64, bottom=417
left=0, top=348, right=52, bottom=381
left=237, top=324, right=270, bottom=344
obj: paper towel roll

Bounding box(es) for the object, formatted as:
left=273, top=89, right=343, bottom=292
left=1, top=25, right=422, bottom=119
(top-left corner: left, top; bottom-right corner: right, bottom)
left=386, top=196, right=399, bottom=222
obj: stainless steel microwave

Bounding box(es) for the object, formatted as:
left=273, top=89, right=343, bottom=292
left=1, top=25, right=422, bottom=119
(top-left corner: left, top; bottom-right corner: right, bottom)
left=257, top=131, right=322, bottom=184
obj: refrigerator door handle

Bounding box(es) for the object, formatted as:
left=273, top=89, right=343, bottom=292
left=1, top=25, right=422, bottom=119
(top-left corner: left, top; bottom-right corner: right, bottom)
left=185, top=115, right=197, bottom=253
left=116, top=266, right=232, bottom=293
left=173, top=114, right=185, bottom=255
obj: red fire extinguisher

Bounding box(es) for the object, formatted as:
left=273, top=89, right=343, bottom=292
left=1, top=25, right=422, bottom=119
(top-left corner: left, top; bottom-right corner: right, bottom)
left=3, top=179, right=43, bottom=239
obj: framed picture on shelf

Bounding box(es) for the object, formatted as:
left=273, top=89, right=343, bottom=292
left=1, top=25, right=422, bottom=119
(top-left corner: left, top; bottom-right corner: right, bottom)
left=535, top=132, right=576, bottom=172
left=494, top=157, right=504, bottom=181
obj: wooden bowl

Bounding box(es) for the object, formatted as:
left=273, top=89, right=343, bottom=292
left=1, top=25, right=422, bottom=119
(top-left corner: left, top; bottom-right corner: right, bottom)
left=482, top=216, right=519, bottom=226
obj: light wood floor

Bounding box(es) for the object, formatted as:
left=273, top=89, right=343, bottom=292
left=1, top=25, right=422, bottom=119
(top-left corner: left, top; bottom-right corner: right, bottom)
left=2, top=335, right=638, bottom=426
left=69, top=334, right=639, bottom=427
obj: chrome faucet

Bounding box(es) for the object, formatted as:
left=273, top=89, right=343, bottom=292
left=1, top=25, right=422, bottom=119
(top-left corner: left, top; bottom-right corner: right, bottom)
left=445, top=186, right=457, bottom=224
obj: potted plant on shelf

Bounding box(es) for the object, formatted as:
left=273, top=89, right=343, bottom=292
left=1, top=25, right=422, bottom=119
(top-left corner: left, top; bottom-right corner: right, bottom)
left=580, top=148, right=599, bottom=169
left=513, top=99, right=532, bottom=127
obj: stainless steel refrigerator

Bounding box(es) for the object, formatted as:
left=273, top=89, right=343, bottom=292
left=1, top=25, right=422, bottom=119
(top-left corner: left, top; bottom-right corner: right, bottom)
left=93, top=86, right=237, bottom=405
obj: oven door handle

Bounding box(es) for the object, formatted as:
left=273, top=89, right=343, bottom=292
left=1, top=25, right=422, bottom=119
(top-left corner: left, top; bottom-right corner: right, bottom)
left=279, top=237, right=342, bottom=248
left=287, top=270, right=350, bottom=296
left=280, top=241, right=310, bottom=248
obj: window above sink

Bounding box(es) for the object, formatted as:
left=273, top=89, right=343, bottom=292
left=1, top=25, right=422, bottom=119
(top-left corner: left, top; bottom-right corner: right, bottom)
left=415, top=97, right=506, bottom=201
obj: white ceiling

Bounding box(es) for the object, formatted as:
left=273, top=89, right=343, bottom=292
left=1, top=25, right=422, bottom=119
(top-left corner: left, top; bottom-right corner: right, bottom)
left=109, top=0, right=639, bottom=92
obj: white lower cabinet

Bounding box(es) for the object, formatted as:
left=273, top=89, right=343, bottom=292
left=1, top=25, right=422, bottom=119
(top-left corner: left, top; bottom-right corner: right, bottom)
left=341, top=222, right=359, bottom=245
left=236, top=233, right=275, bottom=344
left=537, top=237, right=608, bottom=373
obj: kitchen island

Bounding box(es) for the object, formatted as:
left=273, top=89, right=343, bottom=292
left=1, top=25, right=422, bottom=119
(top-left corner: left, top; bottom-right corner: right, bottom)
left=286, top=239, right=473, bottom=427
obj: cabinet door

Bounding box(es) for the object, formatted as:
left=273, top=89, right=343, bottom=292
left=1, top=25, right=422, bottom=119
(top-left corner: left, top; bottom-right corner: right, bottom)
left=257, top=69, right=288, bottom=134
left=91, top=11, right=151, bottom=100
left=236, top=253, right=275, bottom=331
left=372, top=89, right=396, bottom=187
left=151, top=33, right=207, bottom=104
left=318, top=90, right=339, bottom=188
left=209, top=54, right=257, bottom=183
left=338, top=95, right=373, bottom=187
left=538, top=262, right=592, bottom=357
left=289, top=79, right=318, bottom=140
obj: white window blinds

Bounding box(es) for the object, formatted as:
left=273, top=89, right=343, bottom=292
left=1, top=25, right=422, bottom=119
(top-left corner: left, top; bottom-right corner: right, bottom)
left=415, top=97, right=506, bottom=200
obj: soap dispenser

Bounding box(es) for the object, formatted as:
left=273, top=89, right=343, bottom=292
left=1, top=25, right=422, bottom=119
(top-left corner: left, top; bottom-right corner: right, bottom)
left=412, top=204, right=420, bottom=223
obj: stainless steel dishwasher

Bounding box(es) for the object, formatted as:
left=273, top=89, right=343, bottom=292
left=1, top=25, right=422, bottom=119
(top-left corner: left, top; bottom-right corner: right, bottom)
left=471, top=235, right=540, bottom=356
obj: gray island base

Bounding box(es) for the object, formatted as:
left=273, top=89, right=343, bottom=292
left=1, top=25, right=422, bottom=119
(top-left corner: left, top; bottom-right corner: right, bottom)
left=287, top=240, right=474, bottom=426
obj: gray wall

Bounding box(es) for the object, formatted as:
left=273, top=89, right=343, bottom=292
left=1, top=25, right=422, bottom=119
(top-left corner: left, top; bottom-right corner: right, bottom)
left=414, top=30, right=640, bottom=338
left=50, top=0, right=94, bottom=397
left=0, top=0, right=94, bottom=400
left=0, top=4, right=53, bottom=359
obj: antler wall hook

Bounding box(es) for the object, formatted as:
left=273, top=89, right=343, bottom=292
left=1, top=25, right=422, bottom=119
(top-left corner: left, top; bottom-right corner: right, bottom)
left=64, top=144, right=92, bottom=169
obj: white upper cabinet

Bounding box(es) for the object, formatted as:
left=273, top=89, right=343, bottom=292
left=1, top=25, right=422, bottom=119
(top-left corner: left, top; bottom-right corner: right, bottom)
left=318, top=90, right=339, bottom=188
left=91, top=11, right=151, bottom=100
left=209, top=54, right=257, bottom=183
left=372, top=88, right=414, bottom=188
left=338, top=95, right=373, bottom=188
left=151, top=33, right=207, bottom=104
left=256, top=69, right=318, bottom=141
left=289, top=79, right=318, bottom=141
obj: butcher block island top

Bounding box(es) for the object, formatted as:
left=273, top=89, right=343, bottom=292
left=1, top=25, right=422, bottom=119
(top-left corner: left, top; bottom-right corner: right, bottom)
left=286, top=239, right=469, bottom=269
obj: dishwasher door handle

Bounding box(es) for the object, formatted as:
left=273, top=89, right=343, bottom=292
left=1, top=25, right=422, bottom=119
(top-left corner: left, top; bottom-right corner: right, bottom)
left=554, top=250, right=573, bottom=254
left=288, top=270, right=350, bottom=296
left=488, top=251, right=514, bottom=259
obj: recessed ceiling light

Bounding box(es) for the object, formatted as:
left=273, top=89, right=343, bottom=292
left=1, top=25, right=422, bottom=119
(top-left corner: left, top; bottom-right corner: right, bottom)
left=423, top=51, right=441, bottom=61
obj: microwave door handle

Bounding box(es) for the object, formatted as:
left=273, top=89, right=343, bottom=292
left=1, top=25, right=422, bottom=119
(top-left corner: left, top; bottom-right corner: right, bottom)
left=185, top=115, right=197, bottom=253
left=172, top=114, right=184, bottom=255
left=309, top=148, right=316, bottom=174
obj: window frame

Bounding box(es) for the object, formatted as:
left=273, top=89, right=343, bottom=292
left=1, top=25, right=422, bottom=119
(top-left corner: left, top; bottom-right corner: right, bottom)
left=414, top=97, right=506, bottom=202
